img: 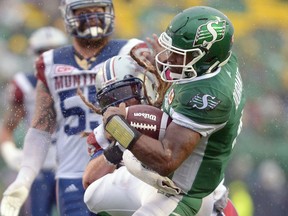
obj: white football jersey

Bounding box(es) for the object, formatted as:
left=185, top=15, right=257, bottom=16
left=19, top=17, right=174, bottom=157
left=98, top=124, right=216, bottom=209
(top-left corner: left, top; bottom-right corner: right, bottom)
left=37, top=39, right=146, bottom=178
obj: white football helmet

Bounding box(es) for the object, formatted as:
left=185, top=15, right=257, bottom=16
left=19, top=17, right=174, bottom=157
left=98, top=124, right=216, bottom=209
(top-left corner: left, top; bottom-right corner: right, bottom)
left=60, top=0, right=114, bottom=39
left=95, top=55, right=158, bottom=112
left=29, top=26, right=68, bottom=55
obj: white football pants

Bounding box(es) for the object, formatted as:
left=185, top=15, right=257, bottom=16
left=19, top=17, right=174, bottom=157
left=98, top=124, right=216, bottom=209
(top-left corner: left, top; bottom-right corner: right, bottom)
left=84, top=166, right=227, bottom=216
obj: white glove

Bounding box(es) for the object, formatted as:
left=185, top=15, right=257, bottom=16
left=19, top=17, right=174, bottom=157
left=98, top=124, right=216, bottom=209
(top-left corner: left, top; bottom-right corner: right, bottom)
left=1, top=167, right=35, bottom=216
left=93, top=124, right=110, bottom=150
left=123, top=150, right=183, bottom=195
left=0, top=141, right=23, bottom=171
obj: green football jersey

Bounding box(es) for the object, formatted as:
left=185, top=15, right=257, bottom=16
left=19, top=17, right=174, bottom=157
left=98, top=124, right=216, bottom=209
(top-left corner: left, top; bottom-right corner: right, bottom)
left=162, top=53, right=245, bottom=198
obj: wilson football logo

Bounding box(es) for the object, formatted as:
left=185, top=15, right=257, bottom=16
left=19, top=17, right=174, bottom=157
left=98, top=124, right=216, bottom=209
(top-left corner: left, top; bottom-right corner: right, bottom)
left=133, top=113, right=157, bottom=121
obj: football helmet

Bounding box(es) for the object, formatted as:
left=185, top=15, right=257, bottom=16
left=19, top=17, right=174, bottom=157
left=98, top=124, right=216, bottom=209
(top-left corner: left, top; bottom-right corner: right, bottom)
left=95, top=55, right=157, bottom=112
left=60, top=0, right=114, bottom=39
left=29, top=26, right=68, bottom=55
left=156, top=6, right=234, bottom=82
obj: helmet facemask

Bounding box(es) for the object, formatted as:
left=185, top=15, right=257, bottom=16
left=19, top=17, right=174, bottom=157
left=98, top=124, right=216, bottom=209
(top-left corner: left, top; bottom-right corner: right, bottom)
left=155, top=6, right=234, bottom=83
left=97, top=77, right=144, bottom=113
left=61, top=0, right=114, bottom=39
left=95, top=55, right=157, bottom=113
left=156, top=32, right=205, bottom=82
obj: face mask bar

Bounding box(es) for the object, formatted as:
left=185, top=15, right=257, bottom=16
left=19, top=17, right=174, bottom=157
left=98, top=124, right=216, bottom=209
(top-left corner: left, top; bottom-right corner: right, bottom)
left=63, top=1, right=114, bottom=38
left=156, top=32, right=206, bottom=82
left=155, top=49, right=205, bottom=82
left=97, top=78, right=144, bottom=113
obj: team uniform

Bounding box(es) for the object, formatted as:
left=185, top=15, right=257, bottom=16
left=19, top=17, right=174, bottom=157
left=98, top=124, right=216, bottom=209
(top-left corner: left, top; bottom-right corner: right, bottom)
left=36, top=39, right=147, bottom=216
left=11, top=72, right=57, bottom=216
left=158, top=53, right=245, bottom=215
left=84, top=53, right=245, bottom=215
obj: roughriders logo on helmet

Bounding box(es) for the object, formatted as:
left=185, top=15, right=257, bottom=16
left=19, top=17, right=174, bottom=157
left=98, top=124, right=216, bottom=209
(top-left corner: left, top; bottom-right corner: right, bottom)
left=194, top=20, right=226, bottom=49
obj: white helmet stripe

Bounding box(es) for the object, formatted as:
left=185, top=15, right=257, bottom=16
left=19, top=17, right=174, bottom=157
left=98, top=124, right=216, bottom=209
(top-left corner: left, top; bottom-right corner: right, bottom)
left=104, top=56, right=116, bottom=82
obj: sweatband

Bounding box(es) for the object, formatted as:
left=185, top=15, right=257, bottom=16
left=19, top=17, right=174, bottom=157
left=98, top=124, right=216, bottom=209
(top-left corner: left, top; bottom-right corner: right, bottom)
left=21, top=128, right=52, bottom=178
left=105, top=115, right=141, bottom=149
left=103, top=145, right=124, bottom=165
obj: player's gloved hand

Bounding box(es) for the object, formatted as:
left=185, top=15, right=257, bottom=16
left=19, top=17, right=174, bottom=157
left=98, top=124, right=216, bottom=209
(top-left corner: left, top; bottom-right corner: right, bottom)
left=1, top=167, right=35, bottom=216
left=86, top=124, right=110, bottom=156
left=123, top=150, right=183, bottom=195
left=87, top=132, right=102, bottom=156
left=0, top=141, right=23, bottom=171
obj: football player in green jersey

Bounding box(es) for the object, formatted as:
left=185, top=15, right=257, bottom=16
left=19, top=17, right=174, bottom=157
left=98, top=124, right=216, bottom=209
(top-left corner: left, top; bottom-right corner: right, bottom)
left=85, top=6, right=244, bottom=216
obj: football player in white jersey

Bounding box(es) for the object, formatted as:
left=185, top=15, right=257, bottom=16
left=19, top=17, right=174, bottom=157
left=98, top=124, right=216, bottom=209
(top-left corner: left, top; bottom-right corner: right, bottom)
left=84, top=6, right=244, bottom=216
left=0, top=26, right=68, bottom=216
left=81, top=55, right=158, bottom=188
left=0, top=0, right=153, bottom=216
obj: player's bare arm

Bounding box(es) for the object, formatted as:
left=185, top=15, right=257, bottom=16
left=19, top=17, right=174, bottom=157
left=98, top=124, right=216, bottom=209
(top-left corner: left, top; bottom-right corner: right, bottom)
left=83, top=154, right=116, bottom=189
left=146, top=34, right=163, bottom=55
left=31, top=80, right=56, bottom=133
left=131, top=122, right=201, bottom=176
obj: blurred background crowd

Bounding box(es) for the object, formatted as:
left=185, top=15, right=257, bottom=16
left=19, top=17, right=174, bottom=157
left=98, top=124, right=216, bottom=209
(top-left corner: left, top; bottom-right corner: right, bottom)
left=0, top=0, right=287, bottom=215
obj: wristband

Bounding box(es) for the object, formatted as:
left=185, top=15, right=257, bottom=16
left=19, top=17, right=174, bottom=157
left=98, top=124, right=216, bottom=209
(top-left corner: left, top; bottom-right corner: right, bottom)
left=103, top=145, right=124, bottom=165
left=105, top=114, right=141, bottom=149
left=90, top=149, right=104, bottom=161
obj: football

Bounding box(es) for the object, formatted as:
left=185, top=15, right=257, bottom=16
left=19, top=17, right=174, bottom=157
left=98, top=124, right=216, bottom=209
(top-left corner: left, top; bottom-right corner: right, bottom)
left=126, top=104, right=172, bottom=140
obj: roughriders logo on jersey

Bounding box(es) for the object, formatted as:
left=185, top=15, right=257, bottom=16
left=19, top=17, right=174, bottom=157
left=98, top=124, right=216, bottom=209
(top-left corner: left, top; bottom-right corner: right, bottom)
left=188, top=93, right=221, bottom=110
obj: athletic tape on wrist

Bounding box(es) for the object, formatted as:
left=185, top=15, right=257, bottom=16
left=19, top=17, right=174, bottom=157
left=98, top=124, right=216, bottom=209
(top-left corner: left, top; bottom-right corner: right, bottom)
left=105, top=114, right=141, bottom=149
left=103, top=145, right=124, bottom=165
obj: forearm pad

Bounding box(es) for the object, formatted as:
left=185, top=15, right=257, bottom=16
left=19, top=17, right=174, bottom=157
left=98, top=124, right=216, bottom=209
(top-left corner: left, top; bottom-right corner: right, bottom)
left=103, top=144, right=124, bottom=165
left=104, top=115, right=141, bottom=149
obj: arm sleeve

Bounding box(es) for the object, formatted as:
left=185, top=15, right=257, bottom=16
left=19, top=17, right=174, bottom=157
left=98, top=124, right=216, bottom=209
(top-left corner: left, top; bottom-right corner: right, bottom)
left=20, top=128, right=52, bottom=185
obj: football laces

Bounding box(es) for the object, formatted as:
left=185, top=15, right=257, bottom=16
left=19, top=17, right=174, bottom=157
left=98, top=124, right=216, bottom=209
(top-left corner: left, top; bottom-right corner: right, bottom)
left=130, top=122, right=157, bottom=131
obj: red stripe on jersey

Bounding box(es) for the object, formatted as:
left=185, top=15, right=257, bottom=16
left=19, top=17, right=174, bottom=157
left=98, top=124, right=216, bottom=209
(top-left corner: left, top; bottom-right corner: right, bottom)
left=35, top=55, right=47, bottom=87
